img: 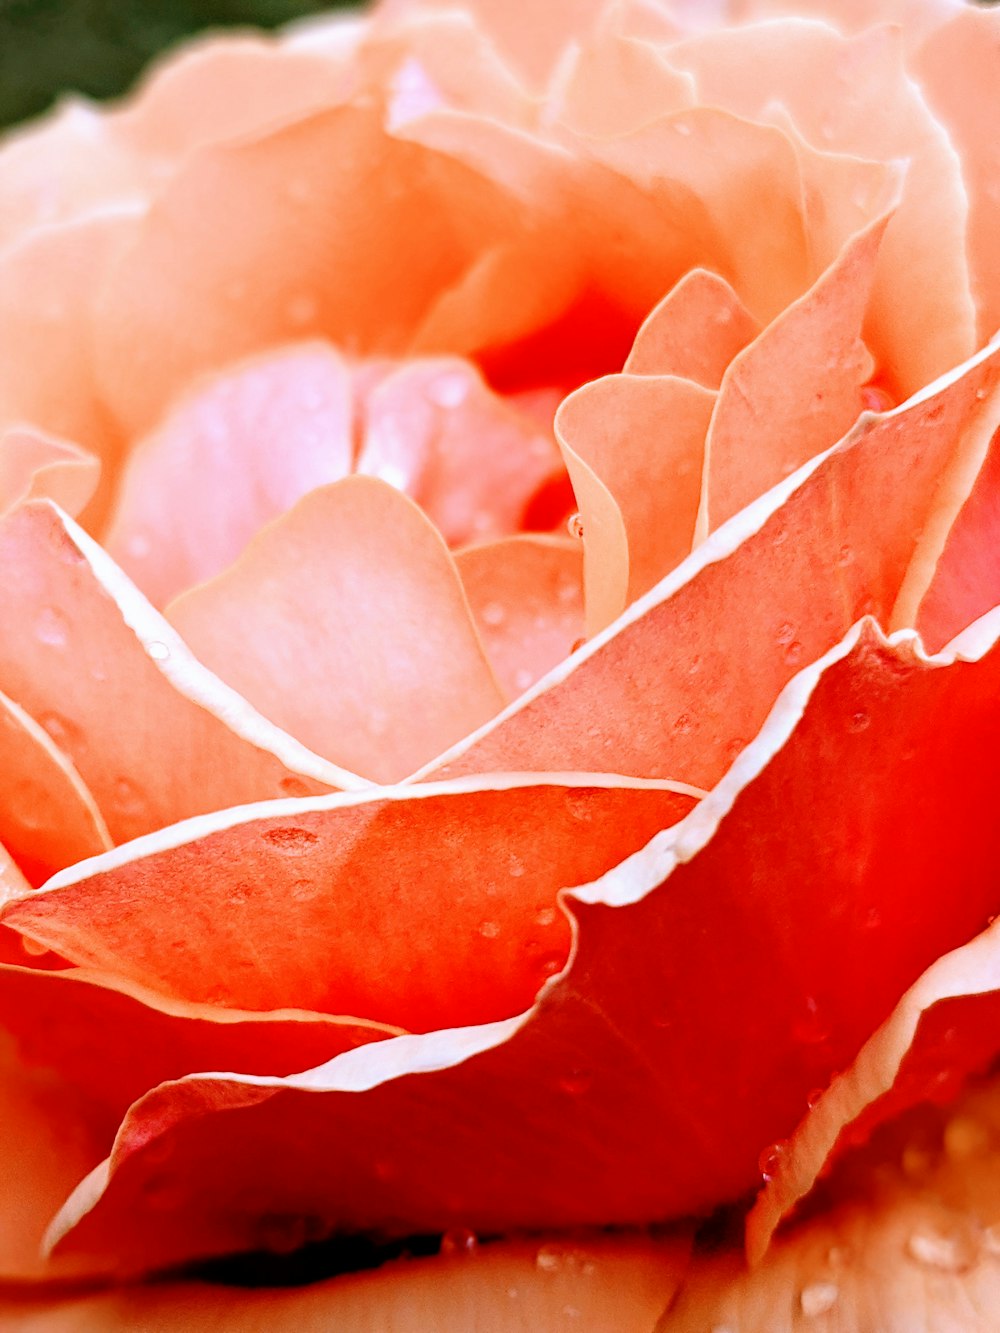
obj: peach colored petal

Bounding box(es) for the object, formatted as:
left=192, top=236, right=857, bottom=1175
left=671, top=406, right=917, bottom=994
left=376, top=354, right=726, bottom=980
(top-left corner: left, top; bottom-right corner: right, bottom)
left=357, top=358, right=564, bottom=547
left=0, top=501, right=359, bottom=845
left=0, top=428, right=99, bottom=520
left=36, top=609, right=1000, bottom=1275
left=0, top=1233, right=690, bottom=1330
left=456, top=536, right=584, bottom=699
left=668, top=19, right=976, bottom=396
left=556, top=373, right=716, bottom=633
left=424, top=338, right=1000, bottom=787
left=552, top=29, right=694, bottom=138
left=665, top=1081, right=1000, bottom=1332
left=0, top=689, right=111, bottom=885
left=914, top=6, right=1000, bottom=345
left=104, top=343, right=355, bottom=608
left=698, top=212, right=888, bottom=535
left=623, top=268, right=760, bottom=386
left=4, top=774, right=698, bottom=1030
left=0, top=961, right=392, bottom=1280
left=916, top=428, right=1000, bottom=653
left=93, top=105, right=526, bottom=438
left=166, top=478, right=505, bottom=782
left=0, top=215, right=133, bottom=498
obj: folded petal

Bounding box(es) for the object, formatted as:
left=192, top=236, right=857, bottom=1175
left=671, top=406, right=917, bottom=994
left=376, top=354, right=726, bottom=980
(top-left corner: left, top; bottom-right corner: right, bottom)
left=4, top=775, right=698, bottom=1030
left=623, top=268, right=759, bottom=386
left=0, top=427, right=99, bottom=520
left=455, top=536, right=584, bottom=699
left=0, top=501, right=358, bottom=845
left=104, top=343, right=356, bottom=608
left=38, top=607, right=1000, bottom=1274
left=166, top=478, right=505, bottom=781
left=424, top=338, right=1000, bottom=786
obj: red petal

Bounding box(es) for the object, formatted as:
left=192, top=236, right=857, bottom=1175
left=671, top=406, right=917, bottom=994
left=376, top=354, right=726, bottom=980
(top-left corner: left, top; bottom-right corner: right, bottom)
left=104, top=343, right=355, bottom=607
left=166, top=478, right=505, bottom=781
left=623, top=268, right=759, bottom=387
left=424, top=340, right=1000, bottom=787
left=456, top=536, right=584, bottom=699
left=34, top=607, right=1000, bottom=1274
left=0, top=501, right=356, bottom=845
left=3, top=775, right=698, bottom=1030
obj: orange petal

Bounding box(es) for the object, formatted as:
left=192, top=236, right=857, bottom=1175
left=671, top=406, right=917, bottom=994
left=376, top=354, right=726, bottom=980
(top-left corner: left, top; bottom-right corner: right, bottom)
left=166, top=478, right=505, bottom=782
left=35, top=607, right=1000, bottom=1274
left=424, top=338, right=1000, bottom=787
left=556, top=373, right=716, bottom=632
left=623, top=268, right=760, bottom=387
left=916, top=427, right=1000, bottom=652
left=914, top=6, right=1000, bottom=345
left=0, top=689, right=111, bottom=885
left=0, top=501, right=358, bottom=844
left=93, top=105, right=524, bottom=438
left=668, top=18, right=976, bottom=396
left=0, top=962, right=391, bottom=1280
left=4, top=775, right=698, bottom=1030
left=357, top=358, right=564, bottom=547
left=456, top=536, right=584, bottom=699
left=699, top=212, right=889, bottom=535
left=0, top=1233, right=689, bottom=1329
left=0, top=427, right=99, bottom=519
left=104, top=343, right=355, bottom=607
left=665, top=1079, right=1000, bottom=1332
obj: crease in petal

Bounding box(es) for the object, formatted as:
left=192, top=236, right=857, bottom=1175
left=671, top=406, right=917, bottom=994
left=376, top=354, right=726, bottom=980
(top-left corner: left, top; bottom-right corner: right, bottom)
left=0, top=428, right=100, bottom=520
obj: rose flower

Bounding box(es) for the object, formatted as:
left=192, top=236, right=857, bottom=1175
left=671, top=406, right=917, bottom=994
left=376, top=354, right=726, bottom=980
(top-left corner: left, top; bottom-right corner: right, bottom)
left=0, top=0, right=998, bottom=1325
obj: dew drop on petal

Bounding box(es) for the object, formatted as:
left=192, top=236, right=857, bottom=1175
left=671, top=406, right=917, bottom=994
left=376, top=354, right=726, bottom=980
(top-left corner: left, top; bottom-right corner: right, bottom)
left=112, top=776, right=148, bottom=818
left=19, top=935, right=50, bottom=957
left=536, top=907, right=556, bottom=927
left=847, top=710, right=871, bottom=733
left=944, top=1115, right=991, bottom=1160
left=278, top=776, right=312, bottom=798
left=426, top=372, right=470, bottom=409
left=478, top=920, right=500, bottom=940
left=38, top=711, right=82, bottom=750
left=567, top=512, right=584, bottom=539
left=906, top=1228, right=972, bottom=1272
left=758, top=1141, right=787, bottom=1182
left=262, top=826, right=320, bottom=856
left=784, top=640, right=803, bottom=666
left=800, top=1282, right=839, bottom=1317
left=481, top=601, right=505, bottom=627
left=775, top=621, right=795, bottom=646
left=147, top=640, right=170, bottom=662
left=440, top=1227, right=478, bottom=1257
left=564, top=789, right=597, bottom=822
left=536, top=1245, right=565, bottom=1272
left=35, top=606, right=68, bottom=648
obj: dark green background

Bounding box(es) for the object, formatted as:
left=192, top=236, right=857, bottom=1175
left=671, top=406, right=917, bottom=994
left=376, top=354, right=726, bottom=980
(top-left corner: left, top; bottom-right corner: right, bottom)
left=0, top=0, right=358, bottom=130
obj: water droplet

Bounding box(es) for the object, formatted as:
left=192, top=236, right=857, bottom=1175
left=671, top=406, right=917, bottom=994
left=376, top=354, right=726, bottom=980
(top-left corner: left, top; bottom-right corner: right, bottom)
left=112, top=777, right=148, bottom=818
left=847, top=710, right=870, bottom=733
left=974, top=386, right=988, bottom=401
left=20, top=935, right=50, bottom=957
left=479, top=920, right=500, bottom=940
left=771, top=525, right=788, bottom=547
left=673, top=712, right=693, bottom=735
left=481, top=601, right=505, bottom=627
left=147, top=640, right=170, bottom=662
left=793, top=996, right=830, bottom=1046
left=758, top=1141, right=787, bottom=1181
left=126, top=533, right=151, bottom=560
left=426, top=373, right=470, bottom=409
left=570, top=637, right=586, bottom=653
left=860, top=384, right=893, bottom=413
left=567, top=512, right=584, bottom=539
left=38, top=711, right=82, bottom=750
left=538, top=952, right=565, bottom=979
left=536, top=907, right=556, bottom=927
left=800, top=1281, right=839, bottom=1317
left=440, top=1227, right=478, bottom=1257
left=565, top=788, right=598, bottom=822
left=558, top=1069, right=593, bottom=1096
left=262, top=825, right=320, bottom=855
left=514, top=668, right=533, bottom=691
left=836, top=543, right=854, bottom=567
left=287, top=292, right=319, bottom=326
left=981, top=1223, right=1000, bottom=1255
left=806, top=1087, right=825, bottom=1109
left=775, top=621, right=795, bottom=646
left=556, top=579, right=578, bottom=605
left=35, top=607, right=68, bottom=648
left=507, top=852, right=526, bottom=878
left=944, top=1115, right=991, bottom=1160
left=784, top=640, right=803, bottom=666
left=536, top=1244, right=565, bottom=1272
left=257, top=1213, right=325, bottom=1255
left=906, top=1228, right=971, bottom=1273
left=289, top=878, right=319, bottom=903
left=278, top=776, right=312, bottom=798
left=901, top=1145, right=934, bottom=1178
left=672, top=118, right=692, bottom=136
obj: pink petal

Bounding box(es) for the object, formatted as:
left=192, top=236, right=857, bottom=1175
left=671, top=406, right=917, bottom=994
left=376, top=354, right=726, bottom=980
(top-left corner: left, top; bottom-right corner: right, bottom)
left=104, top=343, right=355, bottom=607
left=623, top=268, right=759, bottom=386
left=4, top=775, right=698, bottom=1030
left=455, top=536, right=584, bottom=699
left=0, top=501, right=356, bottom=845
left=166, top=478, right=505, bottom=782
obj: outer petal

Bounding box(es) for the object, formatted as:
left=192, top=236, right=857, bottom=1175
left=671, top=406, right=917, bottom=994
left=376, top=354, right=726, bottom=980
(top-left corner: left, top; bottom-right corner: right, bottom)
left=0, top=1234, right=690, bottom=1331
left=36, top=608, right=1000, bottom=1274
left=104, top=343, right=356, bottom=608
left=166, top=478, right=505, bottom=782
left=0, top=501, right=360, bottom=845
left=455, top=536, right=584, bottom=699
left=3, top=775, right=699, bottom=1030
left=423, top=339, right=1000, bottom=787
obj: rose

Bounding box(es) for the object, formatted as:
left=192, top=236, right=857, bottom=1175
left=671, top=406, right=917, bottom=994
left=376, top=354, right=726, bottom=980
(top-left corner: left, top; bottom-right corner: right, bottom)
left=0, top=0, right=999, bottom=1326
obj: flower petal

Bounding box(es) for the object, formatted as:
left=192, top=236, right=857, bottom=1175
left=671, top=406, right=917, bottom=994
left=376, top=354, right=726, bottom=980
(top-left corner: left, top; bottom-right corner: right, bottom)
left=36, top=607, right=1000, bottom=1274
left=0, top=427, right=99, bottom=520
left=0, top=501, right=358, bottom=845
left=623, top=268, right=759, bottom=387
left=3, top=774, right=698, bottom=1029
left=424, top=338, right=1000, bottom=786
left=166, top=478, right=505, bottom=782
left=455, top=536, right=584, bottom=699
left=104, top=343, right=356, bottom=608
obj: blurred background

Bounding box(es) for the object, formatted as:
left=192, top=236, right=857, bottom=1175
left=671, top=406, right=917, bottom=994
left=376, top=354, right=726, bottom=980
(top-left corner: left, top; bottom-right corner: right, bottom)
left=0, top=0, right=358, bottom=130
